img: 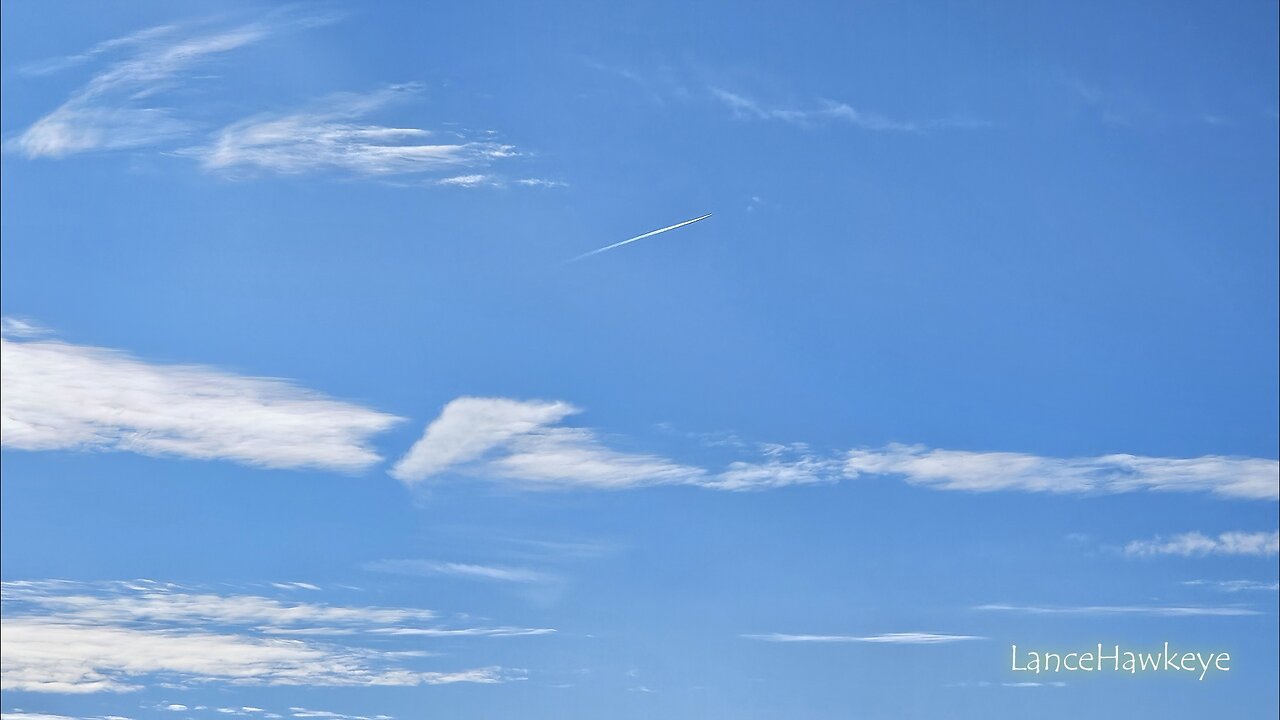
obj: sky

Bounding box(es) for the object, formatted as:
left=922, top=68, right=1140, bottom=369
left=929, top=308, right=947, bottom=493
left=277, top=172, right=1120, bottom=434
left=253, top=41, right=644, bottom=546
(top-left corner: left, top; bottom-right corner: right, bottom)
left=1, top=1, right=1277, bottom=718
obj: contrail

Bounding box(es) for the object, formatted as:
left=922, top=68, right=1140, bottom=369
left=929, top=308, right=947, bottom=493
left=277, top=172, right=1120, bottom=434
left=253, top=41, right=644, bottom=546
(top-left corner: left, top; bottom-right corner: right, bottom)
left=570, top=213, right=712, bottom=261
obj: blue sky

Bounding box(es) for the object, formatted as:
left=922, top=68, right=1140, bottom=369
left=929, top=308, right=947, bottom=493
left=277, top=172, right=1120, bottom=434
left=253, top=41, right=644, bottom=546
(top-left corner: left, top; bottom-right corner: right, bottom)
left=1, top=1, right=1277, bottom=718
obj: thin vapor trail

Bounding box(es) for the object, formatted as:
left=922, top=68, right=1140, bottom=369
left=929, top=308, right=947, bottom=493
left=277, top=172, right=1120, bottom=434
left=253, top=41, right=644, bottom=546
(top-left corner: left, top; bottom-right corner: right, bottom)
left=570, top=213, right=712, bottom=261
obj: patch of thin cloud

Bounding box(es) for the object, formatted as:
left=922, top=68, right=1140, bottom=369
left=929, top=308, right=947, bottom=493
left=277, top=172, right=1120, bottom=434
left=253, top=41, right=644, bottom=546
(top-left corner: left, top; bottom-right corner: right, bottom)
left=975, top=603, right=1260, bottom=617
left=743, top=632, right=983, bottom=644
left=1124, top=531, right=1279, bottom=557
left=434, top=174, right=498, bottom=187
left=18, top=23, right=182, bottom=76
left=0, top=580, right=534, bottom=694
left=368, top=627, right=554, bottom=638
left=711, top=88, right=982, bottom=132
left=844, top=443, right=1279, bottom=500
left=288, top=709, right=393, bottom=720
left=8, top=20, right=273, bottom=158
left=2, top=714, right=124, bottom=720
left=270, top=582, right=323, bottom=591
left=0, top=580, right=438, bottom=628
left=192, top=85, right=518, bottom=178
left=365, top=559, right=554, bottom=584
left=1183, top=579, right=1280, bottom=592
left=705, top=443, right=841, bottom=490
left=0, top=331, right=401, bottom=472
left=514, top=178, right=568, bottom=188
left=1, top=316, right=52, bottom=337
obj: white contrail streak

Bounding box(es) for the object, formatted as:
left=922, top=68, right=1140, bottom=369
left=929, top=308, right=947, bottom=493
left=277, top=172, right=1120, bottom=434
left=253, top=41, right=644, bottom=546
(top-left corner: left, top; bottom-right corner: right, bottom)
left=570, top=213, right=712, bottom=261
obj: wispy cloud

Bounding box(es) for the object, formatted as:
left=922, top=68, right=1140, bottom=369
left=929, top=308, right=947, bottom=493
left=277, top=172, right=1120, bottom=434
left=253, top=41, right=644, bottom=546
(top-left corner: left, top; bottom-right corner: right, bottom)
left=845, top=444, right=1279, bottom=500
left=711, top=89, right=986, bottom=132
left=0, top=316, right=52, bottom=337
left=8, top=20, right=275, bottom=158
left=1, top=328, right=401, bottom=472
left=390, top=397, right=704, bottom=489
left=9, top=16, right=544, bottom=187
left=975, top=603, right=1260, bottom=617
left=392, top=397, right=1277, bottom=500
left=743, top=632, right=983, bottom=644
left=0, top=580, right=535, bottom=694
left=365, top=559, right=555, bottom=584
left=2, top=714, right=129, bottom=720
left=1124, top=531, right=1280, bottom=557
left=1182, top=579, right=1280, bottom=592
left=192, top=85, right=518, bottom=178
left=287, top=709, right=391, bottom=720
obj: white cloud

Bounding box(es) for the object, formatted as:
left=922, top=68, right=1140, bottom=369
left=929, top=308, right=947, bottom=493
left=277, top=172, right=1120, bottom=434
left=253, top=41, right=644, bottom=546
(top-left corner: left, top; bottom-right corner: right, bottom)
left=193, top=86, right=517, bottom=178
left=2, top=714, right=101, bottom=720
left=1, top=581, right=437, bottom=628
left=288, top=708, right=393, bottom=720
left=845, top=443, right=1279, bottom=500
left=1, top=334, right=401, bottom=472
left=270, top=582, right=322, bottom=592
left=1, top=317, right=52, bottom=337
left=434, top=174, right=497, bottom=187
left=391, top=397, right=580, bottom=482
left=704, top=444, right=840, bottom=490
left=365, top=559, right=554, bottom=584
left=391, top=397, right=831, bottom=490
left=488, top=424, right=705, bottom=489
left=0, top=581, right=533, bottom=694
left=712, top=89, right=928, bottom=131
left=1124, top=531, right=1280, bottom=557
left=1182, top=579, right=1279, bottom=592
left=975, top=603, right=1260, bottom=617
left=514, top=178, right=567, bottom=188
left=368, top=627, right=554, bottom=638
left=393, top=398, right=1277, bottom=499
left=9, top=22, right=271, bottom=157
left=743, top=632, right=983, bottom=644
left=391, top=397, right=708, bottom=489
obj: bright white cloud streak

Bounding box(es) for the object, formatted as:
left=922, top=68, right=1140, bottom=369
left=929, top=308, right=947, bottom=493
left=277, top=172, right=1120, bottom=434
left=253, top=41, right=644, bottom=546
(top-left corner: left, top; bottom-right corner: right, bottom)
left=1, top=332, right=401, bottom=472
